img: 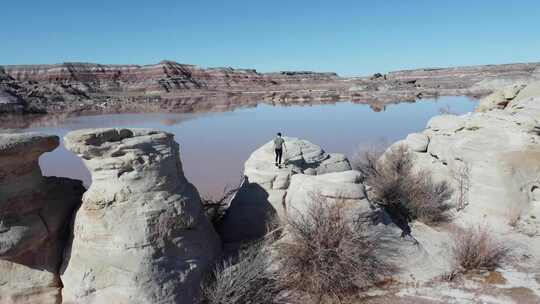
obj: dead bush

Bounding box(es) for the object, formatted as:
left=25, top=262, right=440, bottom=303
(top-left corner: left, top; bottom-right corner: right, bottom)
left=451, top=226, right=510, bottom=274
left=274, top=196, right=393, bottom=302
left=451, top=164, right=471, bottom=211
left=359, top=145, right=453, bottom=225
left=202, top=240, right=278, bottom=304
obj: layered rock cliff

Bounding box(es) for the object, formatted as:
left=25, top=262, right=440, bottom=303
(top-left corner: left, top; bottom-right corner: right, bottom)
left=61, top=128, right=221, bottom=303
left=1, top=60, right=539, bottom=120
left=0, top=133, right=84, bottom=304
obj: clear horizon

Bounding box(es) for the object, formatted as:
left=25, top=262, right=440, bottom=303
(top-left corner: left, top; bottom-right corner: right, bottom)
left=2, top=0, right=540, bottom=76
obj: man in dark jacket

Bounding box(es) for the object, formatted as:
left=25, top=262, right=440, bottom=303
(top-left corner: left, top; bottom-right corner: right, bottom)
left=273, top=132, right=286, bottom=167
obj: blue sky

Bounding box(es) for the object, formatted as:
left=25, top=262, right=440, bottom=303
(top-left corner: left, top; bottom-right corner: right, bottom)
left=2, top=0, right=540, bottom=76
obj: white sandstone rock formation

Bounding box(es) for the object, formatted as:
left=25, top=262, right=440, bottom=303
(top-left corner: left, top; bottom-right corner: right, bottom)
left=284, top=170, right=453, bottom=283
left=285, top=170, right=365, bottom=219
left=61, top=128, right=221, bottom=304
left=217, top=138, right=453, bottom=282
left=0, top=133, right=84, bottom=304
left=217, top=137, right=351, bottom=246
left=475, top=83, right=526, bottom=112
left=395, top=81, right=540, bottom=234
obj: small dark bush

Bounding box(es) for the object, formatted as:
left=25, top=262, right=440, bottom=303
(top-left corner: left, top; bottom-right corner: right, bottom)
left=451, top=226, right=510, bottom=274
left=273, top=196, right=393, bottom=302
left=358, top=145, right=453, bottom=225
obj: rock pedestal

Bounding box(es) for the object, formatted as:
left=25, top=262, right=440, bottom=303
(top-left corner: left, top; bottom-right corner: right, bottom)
left=61, top=128, right=221, bottom=304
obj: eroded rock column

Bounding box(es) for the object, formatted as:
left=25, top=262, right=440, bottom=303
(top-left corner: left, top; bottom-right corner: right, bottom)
left=61, top=128, right=221, bottom=304
left=0, top=133, right=84, bottom=304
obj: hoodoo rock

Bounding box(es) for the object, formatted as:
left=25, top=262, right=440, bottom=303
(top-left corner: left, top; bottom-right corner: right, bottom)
left=0, top=133, right=84, bottom=304
left=61, top=128, right=221, bottom=304
left=216, top=137, right=352, bottom=247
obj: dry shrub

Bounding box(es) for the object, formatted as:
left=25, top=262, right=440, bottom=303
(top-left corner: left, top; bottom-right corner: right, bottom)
left=202, top=240, right=278, bottom=304
left=358, top=145, right=453, bottom=225
left=451, top=226, right=510, bottom=274
left=274, top=196, right=392, bottom=302
left=451, top=164, right=471, bottom=211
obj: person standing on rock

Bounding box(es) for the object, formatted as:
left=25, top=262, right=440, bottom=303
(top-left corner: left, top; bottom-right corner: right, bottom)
left=274, top=132, right=287, bottom=167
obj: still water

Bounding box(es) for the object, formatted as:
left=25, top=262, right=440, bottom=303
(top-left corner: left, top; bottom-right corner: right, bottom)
left=14, top=97, right=476, bottom=197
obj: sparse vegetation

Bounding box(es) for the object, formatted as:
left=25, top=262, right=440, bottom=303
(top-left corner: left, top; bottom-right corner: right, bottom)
left=202, top=195, right=395, bottom=304
left=451, top=226, right=510, bottom=274
left=357, top=145, right=453, bottom=225
left=451, top=164, right=471, bottom=211
left=202, top=240, right=278, bottom=304
left=273, top=196, right=393, bottom=302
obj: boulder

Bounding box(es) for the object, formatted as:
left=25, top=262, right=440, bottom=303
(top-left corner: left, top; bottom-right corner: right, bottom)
left=475, top=83, right=526, bottom=112
left=426, top=114, right=466, bottom=133
left=508, top=81, right=540, bottom=107
left=217, top=137, right=351, bottom=246
left=285, top=170, right=365, bottom=220
left=404, top=133, right=429, bottom=152
left=61, top=128, right=221, bottom=304
left=0, top=133, right=84, bottom=304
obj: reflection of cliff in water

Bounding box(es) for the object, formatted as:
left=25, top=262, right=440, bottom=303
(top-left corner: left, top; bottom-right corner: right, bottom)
left=0, top=95, right=436, bottom=129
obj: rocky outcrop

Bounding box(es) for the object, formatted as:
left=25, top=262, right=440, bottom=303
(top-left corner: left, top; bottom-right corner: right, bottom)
left=284, top=170, right=453, bottom=282
left=0, top=133, right=84, bottom=304
left=214, top=137, right=451, bottom=282
left=61, top=128, right=221, bottom=303
left=217, top=138, right=351, bottom=246
left=475, top=83, right=526, bottom=112
left=394, top=81, right=540, bottom=235
left=284, top=170, right=366, bottom=220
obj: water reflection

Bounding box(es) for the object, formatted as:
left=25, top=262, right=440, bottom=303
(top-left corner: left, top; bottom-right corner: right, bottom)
left=5, top=97, right=477, bottom=197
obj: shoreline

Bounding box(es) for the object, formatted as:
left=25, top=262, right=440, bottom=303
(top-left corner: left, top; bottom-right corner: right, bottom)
left=1, top=60, right=537, bottom=119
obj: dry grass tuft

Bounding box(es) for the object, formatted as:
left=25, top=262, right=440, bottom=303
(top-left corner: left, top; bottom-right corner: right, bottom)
left=451, top=226, right=510, bottom=274
left=273, top=196, right=393, bottom=302
left=357, top=145, right=453, bottom=225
